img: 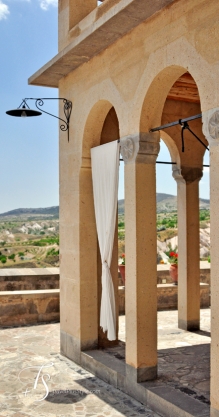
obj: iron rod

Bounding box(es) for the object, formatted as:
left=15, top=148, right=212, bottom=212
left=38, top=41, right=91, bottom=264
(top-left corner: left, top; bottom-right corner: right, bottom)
left=156, top=161, right=176, bottom=164
left=119, top=159, right=210, bottom=167
left=150, top=113, right=202, bottom=132
left=119, top=159, right=176, bottom=164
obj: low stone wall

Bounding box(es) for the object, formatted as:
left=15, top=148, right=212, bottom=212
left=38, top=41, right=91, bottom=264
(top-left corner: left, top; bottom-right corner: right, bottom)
left=0, top=283, right=209, bottom=326
left=0, top=290, right=60, bottom=327
left=0, top=268, right=59, bottom=291
left=118, top=283, right=210, bottom=315
left=1, top=263, right=210, bottom=290
left=157, top=261, right=210, bottom=285
left=0, top=265, right=210, bottom=326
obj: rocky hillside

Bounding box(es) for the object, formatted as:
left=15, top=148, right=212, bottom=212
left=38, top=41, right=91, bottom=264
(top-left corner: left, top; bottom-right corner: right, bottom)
left=0, top=194, right=209, bottom=218
left=0, top=206, right=59, bottom=220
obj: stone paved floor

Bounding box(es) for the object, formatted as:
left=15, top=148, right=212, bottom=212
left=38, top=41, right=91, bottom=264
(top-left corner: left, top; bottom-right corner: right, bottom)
left=118, top=309, right=210, bottom=403
left=0, top=324, right=161, bottom=417
left=0, top=309, right=210, bottom=416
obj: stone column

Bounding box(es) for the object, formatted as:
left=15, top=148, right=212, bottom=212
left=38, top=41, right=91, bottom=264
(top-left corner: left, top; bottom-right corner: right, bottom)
left=121, top=132, right=160, bottom=382
left=60, top=154, right=98, bottom=364
left=173, top=167, right=202, bottom=331
left=203, top=108, right=219, bottom=417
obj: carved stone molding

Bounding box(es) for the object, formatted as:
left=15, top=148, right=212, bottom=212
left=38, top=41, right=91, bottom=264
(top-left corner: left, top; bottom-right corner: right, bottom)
left=120, top=136, right=139, bottom=164
left=182, top=166, right=203, bottom=184
left=172, top=167, right=184, bottom=184
left=209, top=111, right=219, bottom=139
left=202, top=108, right=219, bottom=147
left=172, top=164, right=203, bottom=184
left=120, top=132, right=160, bottom=164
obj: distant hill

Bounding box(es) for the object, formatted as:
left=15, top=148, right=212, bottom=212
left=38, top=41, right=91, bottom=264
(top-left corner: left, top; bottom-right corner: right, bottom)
left=118, top=193, right=210, bottom=214
left=0, top=193, right=209, bottom=218
left=0, top=206, right=59, bottom=219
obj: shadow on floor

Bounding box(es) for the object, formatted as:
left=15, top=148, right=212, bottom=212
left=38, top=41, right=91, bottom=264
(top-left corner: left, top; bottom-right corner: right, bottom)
left=191, top=329, right=211, bottom=338
left=45, top=390, right=87, bottom=404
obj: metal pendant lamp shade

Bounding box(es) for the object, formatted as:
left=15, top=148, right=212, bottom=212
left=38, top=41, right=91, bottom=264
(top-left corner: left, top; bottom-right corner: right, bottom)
left=6, top=101, right=42, bottom=118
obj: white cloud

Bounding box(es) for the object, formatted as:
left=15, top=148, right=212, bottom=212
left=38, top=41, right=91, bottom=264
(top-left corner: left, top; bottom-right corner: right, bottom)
left=0, top=1, right=9, bottom=20
left=39, top=0, right=57, bottom=11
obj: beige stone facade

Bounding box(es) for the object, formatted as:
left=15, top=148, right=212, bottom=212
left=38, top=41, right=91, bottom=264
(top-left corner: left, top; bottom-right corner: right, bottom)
left=29, top=0, right=219, bottom=414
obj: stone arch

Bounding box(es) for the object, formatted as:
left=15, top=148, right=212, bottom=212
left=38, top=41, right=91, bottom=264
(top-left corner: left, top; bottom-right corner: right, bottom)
left=132, top=37, right=218, bottom=135
left=139, top=65, right=194, bottom=133
left=81, top=99, right=120, bottom=165
left=137, top=64, right=206, bottom=339
left=138, top=64, right=209, bottom=180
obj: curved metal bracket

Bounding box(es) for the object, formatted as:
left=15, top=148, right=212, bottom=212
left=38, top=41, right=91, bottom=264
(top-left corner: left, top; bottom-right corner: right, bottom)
left=25, top=98, right=72, bottom=142
left=179, top=120, right=209, bottom=153
left=150, top=113, right=209, bottom=154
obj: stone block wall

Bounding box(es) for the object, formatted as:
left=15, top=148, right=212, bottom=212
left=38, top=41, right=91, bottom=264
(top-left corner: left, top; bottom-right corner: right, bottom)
left=0, top=268, right=60, bottom=327
left=0, top=290, right=60, bottom=327
left=0, top=265, right=210, bottom=326
left=118, top=283, right=210, bottom=315
left=0, top=268, right=59, bottom=291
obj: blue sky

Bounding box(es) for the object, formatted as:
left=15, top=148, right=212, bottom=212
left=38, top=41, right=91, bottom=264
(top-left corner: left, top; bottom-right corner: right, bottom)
left=0, top=0, right=209, bottom=213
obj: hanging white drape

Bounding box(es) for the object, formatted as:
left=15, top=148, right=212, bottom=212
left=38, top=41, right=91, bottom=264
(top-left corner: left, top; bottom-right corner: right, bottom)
left=91, top=140, right=120, bottom=341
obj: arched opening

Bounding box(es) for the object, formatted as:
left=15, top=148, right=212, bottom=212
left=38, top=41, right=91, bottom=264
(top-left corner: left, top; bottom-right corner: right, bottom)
left=139, top=67, right=210, bottom=396
left=199, top=148, right=210, bottom=264
left=80, top=101, right=120, bottom=349
left=156, top=138, right=178, bottom=265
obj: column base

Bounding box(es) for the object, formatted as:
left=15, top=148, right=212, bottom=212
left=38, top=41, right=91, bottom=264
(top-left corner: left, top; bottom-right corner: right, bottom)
left=178, top=318, right=200, bottom=331
left=60, top=330, right=81, bottom=364
left=60, top=330, right=98, bottom=364
left=126, top=363, right=157, bottom=382
left=211, top=407, right=219, bottom=417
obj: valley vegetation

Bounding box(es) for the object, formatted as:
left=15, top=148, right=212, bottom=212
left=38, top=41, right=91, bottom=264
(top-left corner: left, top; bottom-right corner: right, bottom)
left=0, top=194, right=210, bottom=268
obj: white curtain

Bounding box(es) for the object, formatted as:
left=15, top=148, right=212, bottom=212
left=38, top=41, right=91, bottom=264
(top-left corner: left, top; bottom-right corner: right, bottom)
left=91, top=140, right=120, bottom=341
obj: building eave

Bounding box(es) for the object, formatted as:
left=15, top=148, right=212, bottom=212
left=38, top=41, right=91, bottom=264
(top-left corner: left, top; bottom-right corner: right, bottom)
left=28, top=0, right=177, bottom=88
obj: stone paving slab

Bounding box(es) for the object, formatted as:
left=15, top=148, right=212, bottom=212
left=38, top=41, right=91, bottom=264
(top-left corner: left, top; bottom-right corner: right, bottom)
left=0, top=322, right=161, bottom=417
left=146, top=386, right=209, bottom=417
left=0, top=309, right=211, bottom=417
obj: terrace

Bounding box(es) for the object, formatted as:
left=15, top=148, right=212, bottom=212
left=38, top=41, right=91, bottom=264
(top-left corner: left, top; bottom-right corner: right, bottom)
left=0, top=310, right=210, bottom=416
left=0, top=265, right=210, bottom=416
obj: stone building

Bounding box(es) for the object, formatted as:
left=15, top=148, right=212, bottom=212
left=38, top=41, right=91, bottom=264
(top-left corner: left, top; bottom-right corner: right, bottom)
left=29, top=1, right=219, bottom=415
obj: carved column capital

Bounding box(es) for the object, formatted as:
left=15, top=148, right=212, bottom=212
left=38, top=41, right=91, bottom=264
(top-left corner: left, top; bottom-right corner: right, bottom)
left=202, top=108, right=219, bottom=148
left=120, top=132, right=160, bottom=164
left=172, top=165, right=203, bottom=184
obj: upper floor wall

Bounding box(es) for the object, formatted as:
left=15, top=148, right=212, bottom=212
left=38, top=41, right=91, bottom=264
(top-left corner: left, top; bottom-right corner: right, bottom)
left=59, top=0, right=97, bottom=51
left=59, top=0, right=122, bottom=51
left=29, top=0, right=177, bottom=86
left=29, top=0, right=219, bottom=163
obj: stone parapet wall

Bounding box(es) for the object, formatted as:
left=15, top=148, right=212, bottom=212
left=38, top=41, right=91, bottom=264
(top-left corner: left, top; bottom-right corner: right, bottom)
left=157, top=262, right=210, bottom=285
left=119, top=283, right=210, bottom=315
left=0, top=283, right=209, bottom=327
left=0, top=290, right=60, bottom=327
left=0, top=264, right=209, bottom=291
left=118, top=262, right=211, bottom=285
left=0, top=266, right=210, bottom=326
left=0, top=268, right=59, bottom=291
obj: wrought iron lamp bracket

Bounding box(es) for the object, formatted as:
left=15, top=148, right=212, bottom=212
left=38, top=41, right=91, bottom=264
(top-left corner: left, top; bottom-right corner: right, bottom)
left=24, top=98, right=72, bottom=142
